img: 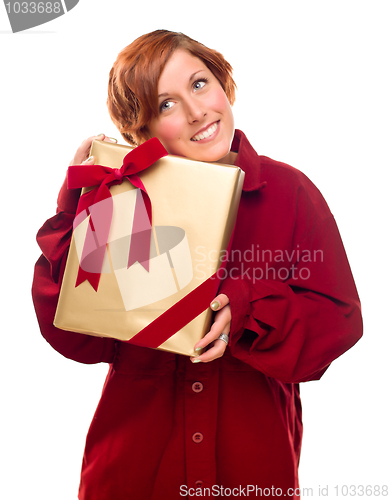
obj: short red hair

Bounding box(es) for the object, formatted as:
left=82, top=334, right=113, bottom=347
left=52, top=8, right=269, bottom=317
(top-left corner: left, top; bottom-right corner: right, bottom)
left=107, top=30, right=236, bottom=146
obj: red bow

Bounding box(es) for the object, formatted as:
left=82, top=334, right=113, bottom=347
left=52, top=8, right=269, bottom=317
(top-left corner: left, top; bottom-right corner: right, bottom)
left=67, top=138, right=168, bottom=291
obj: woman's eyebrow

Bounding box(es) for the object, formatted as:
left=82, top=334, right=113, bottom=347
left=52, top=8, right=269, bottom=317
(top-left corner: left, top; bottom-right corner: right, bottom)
left=189, top=70, right=204, bottom=81
left=158, top=70, right=205, bottom=98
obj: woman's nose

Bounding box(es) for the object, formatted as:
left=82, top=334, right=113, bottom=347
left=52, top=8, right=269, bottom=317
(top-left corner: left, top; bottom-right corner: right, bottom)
left=185, top=98, right=206, bottom=123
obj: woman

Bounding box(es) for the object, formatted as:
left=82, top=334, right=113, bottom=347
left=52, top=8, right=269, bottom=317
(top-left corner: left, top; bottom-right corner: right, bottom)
left=32, top=30, right=363, bottom=499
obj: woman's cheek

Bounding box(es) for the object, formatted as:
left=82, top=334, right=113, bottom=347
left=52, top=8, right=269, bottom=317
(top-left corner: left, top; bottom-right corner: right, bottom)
left=157, top=117, right=185, bottom=154
left=207, top=87, right=230, bottom=113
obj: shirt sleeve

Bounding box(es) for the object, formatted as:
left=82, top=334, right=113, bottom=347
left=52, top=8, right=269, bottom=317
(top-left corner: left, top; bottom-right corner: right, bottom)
left=31, top=174, right=117, bottom=364
left=220, top=203, right=363, bottom=384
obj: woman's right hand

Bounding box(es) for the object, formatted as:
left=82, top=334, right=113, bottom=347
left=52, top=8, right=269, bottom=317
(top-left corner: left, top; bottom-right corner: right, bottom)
left=69, top=133, right=117, bottom=166
left=58, top=134, right=117, bottom=213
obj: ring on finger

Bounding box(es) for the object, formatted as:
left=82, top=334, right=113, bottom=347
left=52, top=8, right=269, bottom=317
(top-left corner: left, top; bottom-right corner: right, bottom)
left=218, top=333, right=229, bottom=345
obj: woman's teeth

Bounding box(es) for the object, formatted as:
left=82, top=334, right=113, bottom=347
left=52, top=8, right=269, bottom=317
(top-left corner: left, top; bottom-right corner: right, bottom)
left=191, top=122, right=218, bottom=142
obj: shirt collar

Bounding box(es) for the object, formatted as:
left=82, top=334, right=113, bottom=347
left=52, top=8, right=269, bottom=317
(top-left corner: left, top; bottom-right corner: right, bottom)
left=231, top=129, right=265, bottom=192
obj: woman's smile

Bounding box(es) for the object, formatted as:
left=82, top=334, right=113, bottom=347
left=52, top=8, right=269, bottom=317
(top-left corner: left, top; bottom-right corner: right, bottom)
left=191, top=121, right=219, bottom=142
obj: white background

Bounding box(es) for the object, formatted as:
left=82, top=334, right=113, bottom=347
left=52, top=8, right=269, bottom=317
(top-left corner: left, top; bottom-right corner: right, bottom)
left=1, top=1, right=389, bottom=498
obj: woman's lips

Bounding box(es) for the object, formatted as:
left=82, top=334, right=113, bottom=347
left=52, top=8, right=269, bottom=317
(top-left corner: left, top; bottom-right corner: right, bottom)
left=191, top=121, right=219, bottom=142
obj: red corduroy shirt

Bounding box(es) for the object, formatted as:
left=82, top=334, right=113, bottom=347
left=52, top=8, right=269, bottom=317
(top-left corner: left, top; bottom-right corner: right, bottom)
left=32, top=130, right=363, bottom=500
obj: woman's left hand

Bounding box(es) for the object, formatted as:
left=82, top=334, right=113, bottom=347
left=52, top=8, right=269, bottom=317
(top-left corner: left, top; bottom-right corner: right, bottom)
left=191, top=294, right=231, bottom=363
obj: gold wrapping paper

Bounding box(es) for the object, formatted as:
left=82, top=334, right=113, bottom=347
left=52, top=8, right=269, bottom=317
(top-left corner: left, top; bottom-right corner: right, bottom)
left=54, top=140, right=245, bottom=356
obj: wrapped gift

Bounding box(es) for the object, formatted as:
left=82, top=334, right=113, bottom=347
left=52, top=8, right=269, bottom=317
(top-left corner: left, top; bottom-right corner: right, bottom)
left=54, top=138, right=244, bottom=356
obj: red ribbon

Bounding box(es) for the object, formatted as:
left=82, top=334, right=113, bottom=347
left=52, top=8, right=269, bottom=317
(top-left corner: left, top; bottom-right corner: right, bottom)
left=68, top=138, right=168, bottom=291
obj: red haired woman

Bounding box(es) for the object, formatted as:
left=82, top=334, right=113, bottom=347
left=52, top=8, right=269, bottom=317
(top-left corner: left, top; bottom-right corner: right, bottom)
left=32, top=30, right=363, bottom=499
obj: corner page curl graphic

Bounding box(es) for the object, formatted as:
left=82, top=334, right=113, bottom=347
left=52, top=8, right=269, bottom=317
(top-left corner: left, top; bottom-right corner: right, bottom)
left=4, top=0, right=79, bottom=33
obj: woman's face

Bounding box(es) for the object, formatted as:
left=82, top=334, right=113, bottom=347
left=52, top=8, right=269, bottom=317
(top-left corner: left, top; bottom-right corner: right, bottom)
left=148, top=49, right=235, bottom=163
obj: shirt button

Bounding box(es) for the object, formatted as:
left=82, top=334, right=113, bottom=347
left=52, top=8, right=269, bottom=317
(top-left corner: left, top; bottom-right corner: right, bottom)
left=192, top=432, right=204, bottom=443
left=194, top=480, right=204, bottom=488
left=192, top=382, right=204, bottom=393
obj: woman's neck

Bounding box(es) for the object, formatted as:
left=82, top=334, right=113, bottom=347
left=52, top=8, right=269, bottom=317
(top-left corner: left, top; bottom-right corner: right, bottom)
left=215, top=151, right=238, bottom=165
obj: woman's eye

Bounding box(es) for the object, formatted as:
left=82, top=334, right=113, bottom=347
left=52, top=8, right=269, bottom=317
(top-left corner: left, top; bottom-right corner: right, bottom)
left=160, top=100, right=174, bottom=112
left=193, top=79, right=207, bottom=91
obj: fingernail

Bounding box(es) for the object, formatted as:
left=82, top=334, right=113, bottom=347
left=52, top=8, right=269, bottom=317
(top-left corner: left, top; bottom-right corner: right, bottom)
left=97, top=133, right=104, bottom=137
left=192, top=358, right=202, bottom=363
left=107, top=137, right=118, bottom=143
left=82, top=156, right=94, bottom=164
left=195, top=347, right=203, bottom=352
left=210, top=301, right=220, bottom=311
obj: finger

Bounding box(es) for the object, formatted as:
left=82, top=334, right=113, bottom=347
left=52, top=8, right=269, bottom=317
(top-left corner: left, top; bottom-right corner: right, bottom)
left=191, top=339, right=227, bottom=363
left=103, top=135, right=118, bottom=143
left=210, top=293, right=230, bottom=311
left=81, top=155, right=95, bottom=165
left=193, top=296, right=229, bottom=352
left=96, top=134, right=118, bottom=144
left=95, top=134, right=117, bottom=142
left=194, top=305, right=231, bottom=353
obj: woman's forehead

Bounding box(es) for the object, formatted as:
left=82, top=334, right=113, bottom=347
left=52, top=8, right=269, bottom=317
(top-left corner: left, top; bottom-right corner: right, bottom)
left=158, top=50, right=209, bottom=90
